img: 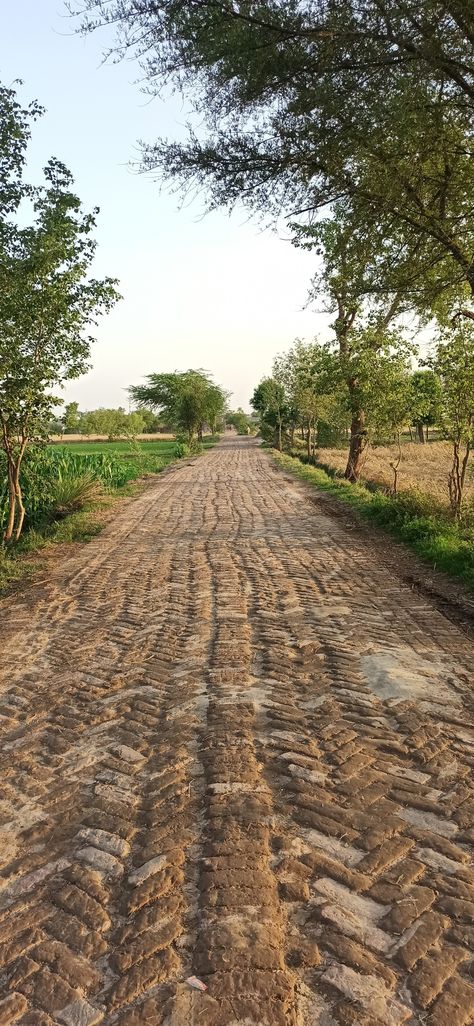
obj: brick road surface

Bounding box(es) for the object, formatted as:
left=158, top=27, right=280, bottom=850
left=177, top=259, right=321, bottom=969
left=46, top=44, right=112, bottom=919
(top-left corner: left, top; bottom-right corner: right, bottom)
left=0, top=437, right=473, bottom=1026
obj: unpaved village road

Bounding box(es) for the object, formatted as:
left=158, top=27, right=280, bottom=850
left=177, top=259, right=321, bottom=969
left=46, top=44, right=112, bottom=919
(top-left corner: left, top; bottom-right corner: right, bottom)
left=1, top=438, right=474, bottom=1026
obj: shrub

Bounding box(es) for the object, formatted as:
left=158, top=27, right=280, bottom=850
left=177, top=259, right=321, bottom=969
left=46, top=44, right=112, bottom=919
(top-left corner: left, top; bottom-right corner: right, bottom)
left=49, top=473, right=102, bottom=518
left=174, top=442, right=190, bottom=459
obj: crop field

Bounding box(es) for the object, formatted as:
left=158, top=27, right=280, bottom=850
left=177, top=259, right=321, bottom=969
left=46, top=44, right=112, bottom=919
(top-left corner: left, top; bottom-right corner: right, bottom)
left=51, top=438, right=179, bottom=460
left=315, top=440, right=474, bottom=508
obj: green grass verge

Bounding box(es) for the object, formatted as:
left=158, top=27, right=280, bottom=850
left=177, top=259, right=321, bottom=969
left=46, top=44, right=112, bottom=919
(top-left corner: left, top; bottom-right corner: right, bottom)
left=273, top=450, right=474, bottom=593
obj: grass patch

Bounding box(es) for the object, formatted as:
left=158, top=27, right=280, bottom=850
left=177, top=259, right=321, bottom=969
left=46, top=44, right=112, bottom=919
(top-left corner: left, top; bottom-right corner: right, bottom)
left=273, top=450, right=474, bottom=593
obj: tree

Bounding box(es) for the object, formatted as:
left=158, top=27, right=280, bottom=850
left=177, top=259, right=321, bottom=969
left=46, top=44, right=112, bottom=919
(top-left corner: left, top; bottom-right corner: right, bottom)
left=408, top=370, right=442, bottom=444
left=130, top=370, right=227, bottom=441
left=272, top=340, right=341, bottom=458
left=63, top=401, right=81, bottom=434
left=251, top=377, right=288, bottom=451
left=302, top=205, right=409, bottom=481
left=431, top=327, right=474, bottom=517
left=76, top=1, right=474, bottom=320
left=0, top=85, right=120, bottom=542
left=227, top=408, right=252, bottom=435
left=140, top=408, right=163, bottom=433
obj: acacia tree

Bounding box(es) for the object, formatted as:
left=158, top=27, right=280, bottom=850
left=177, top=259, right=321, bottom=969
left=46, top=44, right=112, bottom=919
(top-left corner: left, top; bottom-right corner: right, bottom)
left=75, top=1, right=474, bottom=322
left=0, top=86, right=120, bottom=542
left=431, top=327, right=474, bottom=517
left=130, top=370, right=226, bottom=441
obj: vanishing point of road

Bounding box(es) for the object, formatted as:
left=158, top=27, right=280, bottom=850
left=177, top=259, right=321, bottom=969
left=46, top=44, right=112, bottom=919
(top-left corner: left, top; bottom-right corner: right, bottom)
left=0, top=437, right=473, bottom=1026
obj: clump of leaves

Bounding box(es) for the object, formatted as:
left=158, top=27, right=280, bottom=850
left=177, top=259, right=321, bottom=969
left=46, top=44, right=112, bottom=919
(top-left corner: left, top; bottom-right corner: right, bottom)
left=174, top=441, right=190, bottom=459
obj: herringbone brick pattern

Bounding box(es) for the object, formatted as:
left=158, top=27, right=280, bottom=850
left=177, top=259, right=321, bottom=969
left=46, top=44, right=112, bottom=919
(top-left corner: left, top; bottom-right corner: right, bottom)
left=0, top=438, right=473, bottom=1026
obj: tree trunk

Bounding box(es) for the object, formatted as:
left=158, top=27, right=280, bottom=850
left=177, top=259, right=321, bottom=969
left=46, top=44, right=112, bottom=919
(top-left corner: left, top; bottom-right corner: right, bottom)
left=416, top=422, right=425, bottom=444
left=344, top=411, right=367, bottom=482
left=13, top=467, right=26, bottom=542
left=306, top=422, right=311, bottom=460
left=277, top=418, right=282, bottom=452
left=448, top=440, right=471, bottom=518
left=198, top=423, right=203, bottom=442
left=4, top=467, right=16, bottom=544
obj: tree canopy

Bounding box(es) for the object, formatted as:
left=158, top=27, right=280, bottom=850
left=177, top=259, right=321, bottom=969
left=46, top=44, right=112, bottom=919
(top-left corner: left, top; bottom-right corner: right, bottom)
left=0, top=81, right=120, bottom=541
left=76, top=1, right=474, bottom=317
left=130, top=370, right=227, bottom=439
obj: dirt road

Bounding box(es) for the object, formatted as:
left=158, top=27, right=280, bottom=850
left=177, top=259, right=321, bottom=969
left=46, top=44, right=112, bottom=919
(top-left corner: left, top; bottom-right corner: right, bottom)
left=1, top=438, right=473, bottom=1026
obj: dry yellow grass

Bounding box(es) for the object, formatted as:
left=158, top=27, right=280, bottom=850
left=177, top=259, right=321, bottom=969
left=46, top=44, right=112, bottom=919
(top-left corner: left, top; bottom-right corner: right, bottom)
left=317, top=440, right=474, bottom=506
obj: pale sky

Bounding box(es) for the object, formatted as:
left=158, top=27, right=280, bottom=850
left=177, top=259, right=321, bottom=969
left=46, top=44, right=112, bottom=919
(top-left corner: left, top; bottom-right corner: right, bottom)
left=2, top=1, right=330, bottom=411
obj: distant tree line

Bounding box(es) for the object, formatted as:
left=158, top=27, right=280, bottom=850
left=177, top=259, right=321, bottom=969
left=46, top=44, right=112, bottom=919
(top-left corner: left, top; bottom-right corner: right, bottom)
left=50, top=402, right=166, bottom=439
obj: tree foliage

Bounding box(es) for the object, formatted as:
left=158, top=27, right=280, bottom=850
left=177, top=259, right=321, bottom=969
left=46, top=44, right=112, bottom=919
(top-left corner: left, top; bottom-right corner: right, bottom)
left=76, top=0, right=474, bottom=317
left=130, top=369, right=227, bottom=440
left=431, top=326, right=474, bottom=516
left=0, top=82, right=120, bottom=542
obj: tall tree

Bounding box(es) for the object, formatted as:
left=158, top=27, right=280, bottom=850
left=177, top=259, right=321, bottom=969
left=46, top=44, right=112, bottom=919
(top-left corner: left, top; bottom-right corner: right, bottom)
left=302, top=205, right=408, bottom=480
left=408, top=370, right=442, bottom=444
left=0, top=85, right=120, bottom=542
left=251, top=377, right=288, bottom=451
left=76, top=1, right=474, bottom=317
left=130, top=370, right=226, bottom=441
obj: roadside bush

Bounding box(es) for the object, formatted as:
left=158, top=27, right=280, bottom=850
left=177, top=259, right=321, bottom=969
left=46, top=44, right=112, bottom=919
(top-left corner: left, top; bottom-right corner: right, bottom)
left=0, top=446, right=142, bottom=535
left=48, top=473, right=102, bottom=518
left=174, top=441, right=190, bottom=458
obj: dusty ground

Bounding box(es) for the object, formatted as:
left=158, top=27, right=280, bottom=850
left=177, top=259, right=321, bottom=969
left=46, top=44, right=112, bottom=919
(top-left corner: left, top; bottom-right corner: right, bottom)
left=0, top=437, right=473, bottom=1026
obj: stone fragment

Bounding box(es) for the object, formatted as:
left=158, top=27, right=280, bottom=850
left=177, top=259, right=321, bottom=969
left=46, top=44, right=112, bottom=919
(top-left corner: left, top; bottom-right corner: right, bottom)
left=323, top=963, right=411, bottom=1025
left=278, top=879, right=310, bottom=902
left=76, top=847, right=123, bottom=879
left=128, top=855, right=167, bottom=886
left=314, top=877, right=391, bottom=953
left=428, top=975, right=474, bottom=1026
left=409, top=945, right=470, bottom=1008
left=0, top=992, right=27, bottom=1025
left=76, top=828, right=129, bottom=858
left=57, top=999, right=103, bottom=1026
left=393, top=912, right=449, bottom=970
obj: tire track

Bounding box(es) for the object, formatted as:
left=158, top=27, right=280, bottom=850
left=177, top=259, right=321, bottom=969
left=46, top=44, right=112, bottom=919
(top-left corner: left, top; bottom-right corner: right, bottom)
left=0, top=438, right=473, bottom=1026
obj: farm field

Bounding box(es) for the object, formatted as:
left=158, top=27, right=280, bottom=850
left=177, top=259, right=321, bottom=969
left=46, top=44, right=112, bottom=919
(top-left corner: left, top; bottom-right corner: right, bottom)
left=314, top=440, right=474, bottom=506
left=50, top=437, right=217, bottom=461
left=52, top=438, right=180, bottom=460
left=1, top=438, right=473, bottom=1026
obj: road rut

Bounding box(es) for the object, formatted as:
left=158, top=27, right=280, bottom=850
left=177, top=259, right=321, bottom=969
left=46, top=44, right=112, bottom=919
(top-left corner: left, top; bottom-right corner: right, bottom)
left=0, top=437, right=473, bottom=1026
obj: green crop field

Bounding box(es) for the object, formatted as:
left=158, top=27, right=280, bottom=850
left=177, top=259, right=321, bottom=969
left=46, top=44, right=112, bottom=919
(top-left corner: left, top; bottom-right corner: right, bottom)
left=50, top=439, right=178, bottom=457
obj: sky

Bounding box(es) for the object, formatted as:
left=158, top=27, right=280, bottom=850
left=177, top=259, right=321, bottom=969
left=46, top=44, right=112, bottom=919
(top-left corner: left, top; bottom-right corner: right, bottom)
left=1, top=1, right=330, bottom=411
